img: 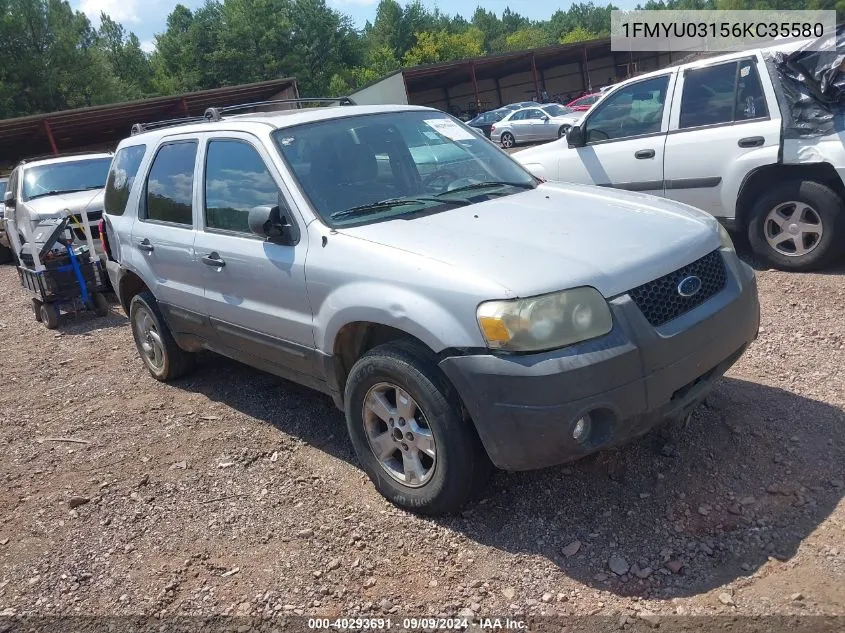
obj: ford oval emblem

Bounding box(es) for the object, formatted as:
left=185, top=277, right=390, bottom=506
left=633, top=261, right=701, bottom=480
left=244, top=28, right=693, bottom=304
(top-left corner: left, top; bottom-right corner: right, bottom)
left=677, top=275, right=702, bottom=297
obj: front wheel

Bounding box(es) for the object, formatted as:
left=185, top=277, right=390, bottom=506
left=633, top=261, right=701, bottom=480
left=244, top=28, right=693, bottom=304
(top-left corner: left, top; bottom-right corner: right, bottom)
left=747, top=180, right=845, bottom=271
left=40, top=303, right=59, bottom=329
left=500, top=132, right=515, bottom=149
left=344, top=341, right=491, bottom=515
left=92, top=292, right=110, bottom=317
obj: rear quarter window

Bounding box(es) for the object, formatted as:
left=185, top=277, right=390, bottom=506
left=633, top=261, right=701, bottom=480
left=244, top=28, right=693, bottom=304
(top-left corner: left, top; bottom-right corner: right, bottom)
left=104, top=145, right=146, bottom=216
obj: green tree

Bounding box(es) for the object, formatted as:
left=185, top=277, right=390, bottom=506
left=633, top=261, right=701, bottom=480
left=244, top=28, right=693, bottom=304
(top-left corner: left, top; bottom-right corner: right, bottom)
left=560, top=26, right=601, bottom=44
left=504, top=27, right=552, bottom=51
left=402, top=27, right=484, bottom=66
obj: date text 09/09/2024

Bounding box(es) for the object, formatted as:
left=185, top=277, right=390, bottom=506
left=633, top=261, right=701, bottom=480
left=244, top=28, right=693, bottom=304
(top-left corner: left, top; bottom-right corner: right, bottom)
left=307, top=617, right=528, bottom=630
left=621, top=21, right=824, bottom=39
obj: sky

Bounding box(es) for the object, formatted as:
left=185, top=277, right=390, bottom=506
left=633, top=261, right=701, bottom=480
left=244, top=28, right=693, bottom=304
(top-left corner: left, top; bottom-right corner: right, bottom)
left=71, top=0, right=630, bottom=54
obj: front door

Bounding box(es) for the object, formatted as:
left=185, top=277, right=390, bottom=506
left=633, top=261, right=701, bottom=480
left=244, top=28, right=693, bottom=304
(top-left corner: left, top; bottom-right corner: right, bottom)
left=193, top=134, right=316, bottom=381
left=557, top=74, right=675, bottom=196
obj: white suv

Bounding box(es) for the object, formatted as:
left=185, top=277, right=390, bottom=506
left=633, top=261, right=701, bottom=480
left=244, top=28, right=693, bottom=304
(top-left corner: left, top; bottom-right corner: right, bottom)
left=515, top=46, right=845, bottom=271
left=103, top=100, right=759, bottom=514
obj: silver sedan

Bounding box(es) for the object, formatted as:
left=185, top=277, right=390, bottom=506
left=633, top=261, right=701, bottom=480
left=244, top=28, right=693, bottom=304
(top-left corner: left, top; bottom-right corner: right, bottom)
left=490, top=104, right=582, bottom=148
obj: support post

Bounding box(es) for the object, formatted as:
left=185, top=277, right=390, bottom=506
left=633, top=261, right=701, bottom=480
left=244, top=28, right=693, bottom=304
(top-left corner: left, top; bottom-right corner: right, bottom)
left=442, top=86, right=452, bottom=110
left=470, top=62, right=480, bottom=112
left=42, top=119, right=58, bottom=155
left=531, top=53, right=541, bottom=100
left=583, top=45, right=592, bottom=92
left=180, top=97, right=190, bottom=116
left=494, top=77, right=503, bottom=107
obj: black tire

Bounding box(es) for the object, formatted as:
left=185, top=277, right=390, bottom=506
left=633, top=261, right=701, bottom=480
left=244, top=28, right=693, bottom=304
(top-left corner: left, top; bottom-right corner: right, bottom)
left=344, top=341, right=492, bottom=515
left=40, top=303, right=59, bottom=329
left=0, top=243, right=12, bottom=265
left=558, top=125, right=570, bottom=138
left=92, top=292, right=110, bottom=317
left=129, top=290, right=196, bottom=381
left=747, top=179, right=845, bottom=271
left=500, top=132, right=515, bottom=149
left=32, top=299, right=43, bottom=322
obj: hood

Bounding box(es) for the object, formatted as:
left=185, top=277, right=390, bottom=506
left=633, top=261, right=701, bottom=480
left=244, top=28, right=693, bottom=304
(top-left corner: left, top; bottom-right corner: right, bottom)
left=25, top=189, right=104, bottom=218
left=339, top=183, right=720, bottom=298
left=513, top=137, right=569, bottom=162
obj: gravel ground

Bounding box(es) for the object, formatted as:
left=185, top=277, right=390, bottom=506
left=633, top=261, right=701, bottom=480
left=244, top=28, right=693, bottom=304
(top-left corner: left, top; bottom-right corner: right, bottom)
left=0, top=252, right=843, bottom=627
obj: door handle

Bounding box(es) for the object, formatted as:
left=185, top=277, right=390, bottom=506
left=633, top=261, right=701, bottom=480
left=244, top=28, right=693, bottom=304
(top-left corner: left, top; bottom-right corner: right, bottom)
left=635, top=149, right=655, bottom=159
left=738, top=136, right=764, bottom=148
left=137, top=239, right=154, bottom=253
left=201, top=252, right=226, bottom=267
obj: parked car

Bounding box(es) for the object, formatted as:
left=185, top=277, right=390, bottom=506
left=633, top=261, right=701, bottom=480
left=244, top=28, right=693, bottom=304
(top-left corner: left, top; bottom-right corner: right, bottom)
left=490, top=105, right=582, bottom=148
left=499, top=101, right=539, bottom=111
left=514, top=43, right=845, bottom=271
left=466, top=109, right=509, bottom=138
left=1, top=153, right=112, bottom=261
left=104, top=101, right=759, bottom=515
left=567, top=93, right=602, bottom=111
left=0, top=177, right=9, bottom=263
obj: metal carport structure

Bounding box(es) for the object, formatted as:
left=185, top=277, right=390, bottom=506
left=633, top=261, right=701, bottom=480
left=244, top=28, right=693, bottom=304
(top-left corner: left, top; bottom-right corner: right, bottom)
left=351, top=38, right=680, bottom=115
left=0, top=78, right=299, bottom=170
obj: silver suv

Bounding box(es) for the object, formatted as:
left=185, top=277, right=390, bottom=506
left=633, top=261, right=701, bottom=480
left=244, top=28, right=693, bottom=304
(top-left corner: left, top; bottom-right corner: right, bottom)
left=104, top=101, right=760, bottom=515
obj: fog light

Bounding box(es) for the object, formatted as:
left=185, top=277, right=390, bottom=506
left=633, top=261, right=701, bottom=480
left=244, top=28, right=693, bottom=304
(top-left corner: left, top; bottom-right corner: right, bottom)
left=572, top=414, right=592, bottom=443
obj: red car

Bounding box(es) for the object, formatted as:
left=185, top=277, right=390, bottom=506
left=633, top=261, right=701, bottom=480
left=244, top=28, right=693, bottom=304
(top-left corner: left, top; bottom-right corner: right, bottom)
left=566, top=93, right=601, bottom=112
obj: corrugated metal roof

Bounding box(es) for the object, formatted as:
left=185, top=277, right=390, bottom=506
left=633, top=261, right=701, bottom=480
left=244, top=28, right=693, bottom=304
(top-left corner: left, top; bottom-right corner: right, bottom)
left=0, top=78, right=298, bottom=166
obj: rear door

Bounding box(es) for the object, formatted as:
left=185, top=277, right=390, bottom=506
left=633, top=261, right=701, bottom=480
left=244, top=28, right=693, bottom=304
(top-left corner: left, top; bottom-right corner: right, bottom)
left=130, top=135, right=210, bottom=340
left=663, top=55, right=781, bottom=219
left=507, top=110, right=533, bottom=142
left=193, top=134, right=316, bottom=382
left=557, top=73, right=675, bottom=195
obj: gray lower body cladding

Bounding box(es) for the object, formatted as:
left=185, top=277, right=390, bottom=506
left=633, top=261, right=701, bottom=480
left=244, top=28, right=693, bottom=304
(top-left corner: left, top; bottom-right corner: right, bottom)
left=438, top=251, right=760, bottom=471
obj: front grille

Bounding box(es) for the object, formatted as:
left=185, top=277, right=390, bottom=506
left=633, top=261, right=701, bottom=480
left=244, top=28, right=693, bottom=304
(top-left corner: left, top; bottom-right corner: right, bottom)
left=628, top=250, right=727, bottom=327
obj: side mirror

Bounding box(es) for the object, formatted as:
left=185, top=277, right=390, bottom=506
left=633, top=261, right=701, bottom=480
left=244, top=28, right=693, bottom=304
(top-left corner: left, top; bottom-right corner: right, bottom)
left=248, top=205, right=300, bottom=246
left=567, top=125, right=586, bottom=148
left=3, top=191, right=14, bottom=207
left=542, top=115, right=550, bottom=121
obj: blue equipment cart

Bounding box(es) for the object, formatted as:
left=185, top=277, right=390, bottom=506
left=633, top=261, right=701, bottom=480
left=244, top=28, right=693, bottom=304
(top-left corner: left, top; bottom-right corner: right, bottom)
left=16, top=216, right=110, bottom=329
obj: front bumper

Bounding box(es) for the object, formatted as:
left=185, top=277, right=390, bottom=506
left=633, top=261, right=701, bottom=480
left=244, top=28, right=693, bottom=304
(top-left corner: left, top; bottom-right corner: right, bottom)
left=438, top=251, right=760, bottom=471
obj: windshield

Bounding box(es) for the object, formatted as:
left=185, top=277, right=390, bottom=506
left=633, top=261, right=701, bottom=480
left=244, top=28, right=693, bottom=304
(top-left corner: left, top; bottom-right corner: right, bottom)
left=543, top=104, right=573, bottom=117
left=273, top=111, right=536, bottom=227
left=22, top=157, right=111, bottom=201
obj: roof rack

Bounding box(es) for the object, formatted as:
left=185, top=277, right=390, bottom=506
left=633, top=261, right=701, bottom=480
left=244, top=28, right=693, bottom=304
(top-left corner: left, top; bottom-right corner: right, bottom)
left=203, top=96, right=356, bottom=122
left=18, top=150, right=114, bottom=165
left=130, top=115, right=208, bottom=136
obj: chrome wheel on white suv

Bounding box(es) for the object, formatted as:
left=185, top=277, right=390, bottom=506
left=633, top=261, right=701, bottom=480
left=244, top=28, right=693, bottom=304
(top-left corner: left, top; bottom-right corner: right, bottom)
left=763, top=200, right=823, bottom=258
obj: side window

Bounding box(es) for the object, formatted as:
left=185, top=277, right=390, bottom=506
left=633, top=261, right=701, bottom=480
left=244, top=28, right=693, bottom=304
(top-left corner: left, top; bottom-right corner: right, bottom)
left=104, top=145, right=146, bottom=216
left=145, top=141, right=197, bottom=226
left=525, top=109, right=544, bottom=120
left=204, top=139, right=280, bottom=233
left=585, top=75, right=669, bottom=143
left=680, top=62, right=738, bottom=129
left=511, top=111, right=526, bottom=121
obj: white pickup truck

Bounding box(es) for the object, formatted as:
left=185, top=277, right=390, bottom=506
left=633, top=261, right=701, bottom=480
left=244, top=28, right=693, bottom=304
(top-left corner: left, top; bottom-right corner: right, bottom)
left=515, top=43, right=845, bottom=271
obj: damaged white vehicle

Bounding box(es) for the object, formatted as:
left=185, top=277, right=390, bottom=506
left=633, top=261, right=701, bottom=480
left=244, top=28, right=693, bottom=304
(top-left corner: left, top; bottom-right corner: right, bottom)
left=515, top=38, right=845, bottom=271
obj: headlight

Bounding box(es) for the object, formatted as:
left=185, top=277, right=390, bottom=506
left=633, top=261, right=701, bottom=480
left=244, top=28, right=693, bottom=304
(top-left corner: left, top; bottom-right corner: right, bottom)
left=476, top=287, right=613, bottom=352
left=718, top=223, right=735, bottom=252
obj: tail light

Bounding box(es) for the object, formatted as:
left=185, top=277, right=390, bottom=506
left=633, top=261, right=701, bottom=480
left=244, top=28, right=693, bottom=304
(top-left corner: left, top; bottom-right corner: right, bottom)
left=490, top=125, right=497, bottom=133
left=99, top=219, right=110, bottom=259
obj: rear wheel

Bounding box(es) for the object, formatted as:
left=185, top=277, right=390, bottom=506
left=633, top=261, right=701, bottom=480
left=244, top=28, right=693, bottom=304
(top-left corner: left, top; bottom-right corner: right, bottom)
left=344, top=341, right=491, bottom=515
left=40, top=303, right=59, bottom=329
left=500, top=132, right=515, bottom=149
left=32, top=299, right=43, bottom=322
left=747, top=179, right=845, bottom=271
left=129, top=291, right=196, bottom=381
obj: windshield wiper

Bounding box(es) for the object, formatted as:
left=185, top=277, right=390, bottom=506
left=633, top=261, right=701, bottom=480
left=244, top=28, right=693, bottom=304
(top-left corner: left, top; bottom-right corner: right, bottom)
left=27, top=186, right=101, bottom=200
left=436, top=181, right=535, bottom=196
left=329, top=197, right=469, bottom=221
